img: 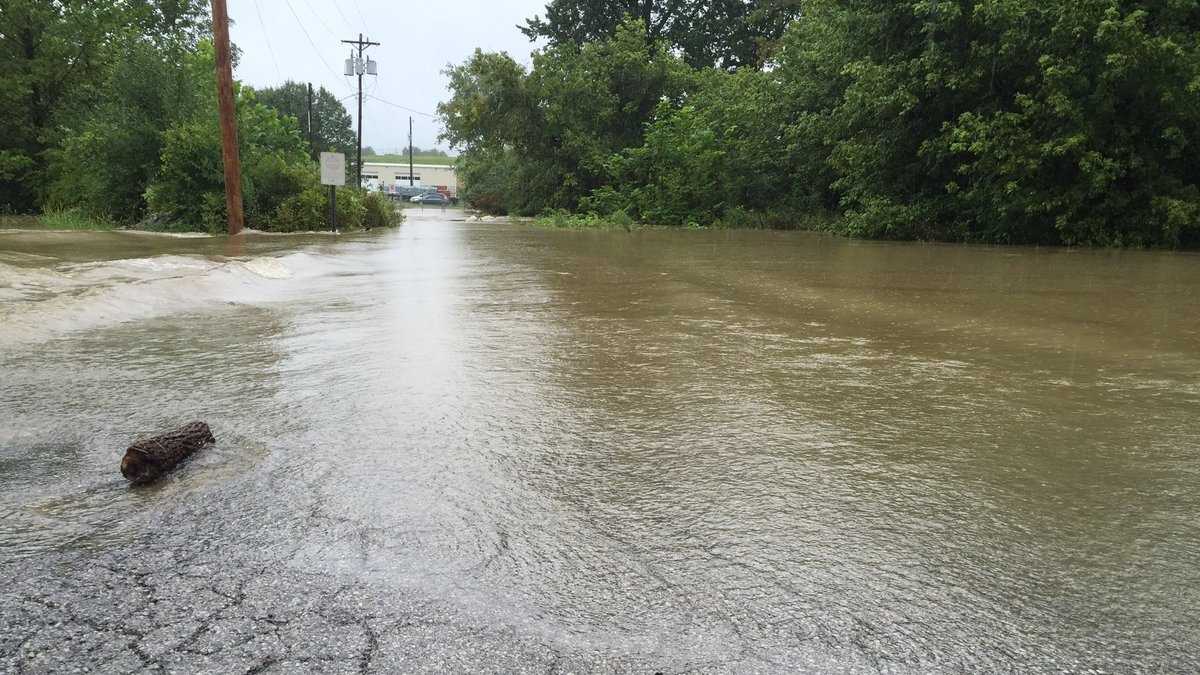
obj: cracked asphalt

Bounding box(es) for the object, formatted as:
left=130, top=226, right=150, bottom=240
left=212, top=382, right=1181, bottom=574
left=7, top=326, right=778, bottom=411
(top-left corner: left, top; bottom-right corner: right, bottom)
left=0, top=546, right=639, bottom=674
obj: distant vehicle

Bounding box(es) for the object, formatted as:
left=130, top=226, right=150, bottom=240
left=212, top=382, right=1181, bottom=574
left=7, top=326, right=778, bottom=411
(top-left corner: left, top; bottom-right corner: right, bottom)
left=391, top=185, right=436, bottom=201
left=411, top=192, right=450, bottom=205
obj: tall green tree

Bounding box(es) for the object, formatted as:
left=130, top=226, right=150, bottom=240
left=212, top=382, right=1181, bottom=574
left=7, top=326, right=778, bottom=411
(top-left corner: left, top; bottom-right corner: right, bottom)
left=449, top=0, right=1200, bottom=246
left=0, top=0, right=208, bottom=215
left=774, top=0, right=1200, bottom=246
left=442, top=21, right=689, bottom=214
left=45, top=2, right=210, bottom=222
left=0, top=2, right=124, bottom=211
left=521, top=0, right=801, bottom=68
left=254, top=81, right=356, bottom=161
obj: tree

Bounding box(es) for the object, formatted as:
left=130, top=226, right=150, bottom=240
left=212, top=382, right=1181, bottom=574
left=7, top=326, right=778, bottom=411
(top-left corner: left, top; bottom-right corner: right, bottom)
left=1, top=0, right=209, bottom=215
left=773, top=0, right=1200, bottom=245
left=254, top=81, right=356, bottom=161
left=596, top=66, right=833, bottom=225
left=442, top=20, right=690, bottom=214
left=1, top=2, right=125, bottom=212
left=520, top=0, right=801, bottom=68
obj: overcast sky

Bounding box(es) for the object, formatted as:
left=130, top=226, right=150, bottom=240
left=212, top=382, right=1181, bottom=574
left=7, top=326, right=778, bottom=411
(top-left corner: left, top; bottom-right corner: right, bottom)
left=227, top=0, right=548, bottom=154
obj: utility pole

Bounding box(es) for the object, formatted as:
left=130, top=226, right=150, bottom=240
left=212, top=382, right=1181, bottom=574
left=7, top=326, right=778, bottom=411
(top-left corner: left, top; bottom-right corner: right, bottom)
left=306, top=82, right=315, bottom=159
left=408, top=117, right=414, bottom=187
left=341, top=33, right=379, bottom=189
left=210, top=0, right=244, bottom=235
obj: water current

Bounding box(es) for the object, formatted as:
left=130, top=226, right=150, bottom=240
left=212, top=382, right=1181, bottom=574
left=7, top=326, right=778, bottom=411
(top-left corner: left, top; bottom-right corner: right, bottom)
left=2, top=213, right=1198, bottom=670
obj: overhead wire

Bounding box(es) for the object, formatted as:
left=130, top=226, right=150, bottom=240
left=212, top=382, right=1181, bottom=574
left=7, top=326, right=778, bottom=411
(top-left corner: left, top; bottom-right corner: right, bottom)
left=252, top=0, right=282, bottom=81
left=298, top=0, right=338, bottom=37
left=366, top=95, right=438, bottom=119
left=282, top=0, right=352, bottom=93
left=351, top=0, right=369, bottom=29
left=331, top=1, right=356, bottom=32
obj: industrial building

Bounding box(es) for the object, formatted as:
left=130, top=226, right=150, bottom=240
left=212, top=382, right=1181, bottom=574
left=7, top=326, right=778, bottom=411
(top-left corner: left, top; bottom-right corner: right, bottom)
left=361, top=162, right=458, bottom=196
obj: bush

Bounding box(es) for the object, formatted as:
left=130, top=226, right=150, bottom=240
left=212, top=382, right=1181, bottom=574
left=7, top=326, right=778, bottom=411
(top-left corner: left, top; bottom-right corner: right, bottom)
left=246, top=155, right=310, bottom=227
left=272, top=184, right=327, bottom=232
left=270, top=183, right=371, bottom=232
left=536, top=209, right=640, bottom=231
left=363, top=192, right=401, bottom=229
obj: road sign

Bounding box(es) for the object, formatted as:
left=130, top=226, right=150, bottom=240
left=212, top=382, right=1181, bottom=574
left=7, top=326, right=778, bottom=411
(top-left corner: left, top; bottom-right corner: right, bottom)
left=320, top=152, right=346, bottom=186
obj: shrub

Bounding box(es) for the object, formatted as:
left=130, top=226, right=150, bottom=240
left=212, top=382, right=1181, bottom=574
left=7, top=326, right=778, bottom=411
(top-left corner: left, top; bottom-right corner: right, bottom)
left=272, top=184, right=327, bottom=232
left=363, top=192, right=401, bottom=229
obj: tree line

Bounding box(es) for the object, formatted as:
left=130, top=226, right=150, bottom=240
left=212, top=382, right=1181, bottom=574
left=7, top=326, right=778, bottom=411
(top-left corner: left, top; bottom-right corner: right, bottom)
left=0, top=1, right=394, bottom=231
left=441, top=0, right=1200, bottom=247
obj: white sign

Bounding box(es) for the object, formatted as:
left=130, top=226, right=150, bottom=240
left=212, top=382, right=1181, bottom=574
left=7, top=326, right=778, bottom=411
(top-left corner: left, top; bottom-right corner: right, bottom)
left=320, top=152, right=346, bottom=186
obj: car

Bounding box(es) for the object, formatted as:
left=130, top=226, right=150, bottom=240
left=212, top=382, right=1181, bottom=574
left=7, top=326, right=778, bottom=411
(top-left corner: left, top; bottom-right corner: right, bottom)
left=392, top=186, right=433, bottom=201
left=410, top=192, right=450, bottom=205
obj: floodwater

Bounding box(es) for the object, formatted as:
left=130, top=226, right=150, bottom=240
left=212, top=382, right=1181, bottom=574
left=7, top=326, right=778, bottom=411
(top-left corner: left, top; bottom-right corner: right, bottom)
left=2, top=213, right=1198, bottom=671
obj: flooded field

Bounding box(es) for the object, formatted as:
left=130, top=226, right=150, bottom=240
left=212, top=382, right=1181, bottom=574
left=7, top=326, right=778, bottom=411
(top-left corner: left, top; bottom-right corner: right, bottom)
left=2, top=213, right=1198, bottom=671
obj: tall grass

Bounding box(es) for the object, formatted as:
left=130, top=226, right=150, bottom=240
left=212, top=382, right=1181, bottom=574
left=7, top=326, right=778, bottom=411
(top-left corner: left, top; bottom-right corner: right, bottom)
left=0, top=210, right=117, bottom=231
left=535, top=209, right=641, bottom=231
left=534, top=207, right=844, bottom=233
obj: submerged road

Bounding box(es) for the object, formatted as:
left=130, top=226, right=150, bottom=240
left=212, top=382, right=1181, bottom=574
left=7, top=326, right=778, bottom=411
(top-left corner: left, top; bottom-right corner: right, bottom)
left=2, top=212, right=1199, bottom=672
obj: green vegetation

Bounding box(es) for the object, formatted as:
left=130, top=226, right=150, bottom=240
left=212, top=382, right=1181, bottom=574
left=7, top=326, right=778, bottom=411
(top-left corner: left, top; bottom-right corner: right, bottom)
left=536, top=209, right=641, bottom=231
left=366, top=154, right=457, bottom=166
left=521, top=0, right=802, bottom=69
left=444, top=1, right=1200, bottom=247
left=534, top=207, right=839, bottom=233
left=255, top=81, right=358, bottom=163
left=1, top=1, right=399, bottom=233
left=0, top=211, right=117, bottom=231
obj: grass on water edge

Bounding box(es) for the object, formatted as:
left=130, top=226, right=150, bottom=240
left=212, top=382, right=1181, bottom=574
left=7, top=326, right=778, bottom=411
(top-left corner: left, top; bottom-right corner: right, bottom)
left=0, top=210, right=118, bottom=231
left=533, top=208, right=842, bottom=233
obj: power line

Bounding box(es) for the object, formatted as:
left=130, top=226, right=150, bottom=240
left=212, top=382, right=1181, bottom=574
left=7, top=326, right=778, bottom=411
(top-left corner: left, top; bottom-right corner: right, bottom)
left=331, top=2, right=355, bottom=31
left=366, top=94, right=438, bottom=119
left=351, top=0, right=369, bottom=29
left=283, top=0, right=351, bottom=92
left=298, top=0, right=337, bottom=37
left=252, top=0, right=281, bottom=81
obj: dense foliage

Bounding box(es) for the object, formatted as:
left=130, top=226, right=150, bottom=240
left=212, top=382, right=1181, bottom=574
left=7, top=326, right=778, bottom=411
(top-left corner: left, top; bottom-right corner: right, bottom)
left=447, top=2, right=1200, bottom=247
left=255, top=81, right=357, bottom=162
left=1, top=1, right=396, bottom=232
left=442, top=23, right=691, bottom=216
left=521, top=0, right=802, bottom=68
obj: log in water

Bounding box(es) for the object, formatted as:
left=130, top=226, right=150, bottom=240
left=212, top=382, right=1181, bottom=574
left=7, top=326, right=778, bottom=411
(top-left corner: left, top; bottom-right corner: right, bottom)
left=120, top=422, right=215, bottom=484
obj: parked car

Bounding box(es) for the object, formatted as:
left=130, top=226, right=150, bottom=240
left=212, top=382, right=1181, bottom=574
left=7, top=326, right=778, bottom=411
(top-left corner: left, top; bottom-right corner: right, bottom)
left=411, top=192, right=450, bottom=205
left=391, top=185, right=436, bottom=201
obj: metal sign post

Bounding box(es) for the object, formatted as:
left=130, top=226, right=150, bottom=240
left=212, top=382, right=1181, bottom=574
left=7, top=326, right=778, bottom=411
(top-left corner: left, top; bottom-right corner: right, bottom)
left=320, top=152, right=346, bottom=232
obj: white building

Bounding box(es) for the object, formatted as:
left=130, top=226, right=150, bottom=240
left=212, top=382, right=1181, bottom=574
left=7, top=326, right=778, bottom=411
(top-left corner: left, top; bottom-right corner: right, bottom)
left=361, top=162, right=458, bottom=195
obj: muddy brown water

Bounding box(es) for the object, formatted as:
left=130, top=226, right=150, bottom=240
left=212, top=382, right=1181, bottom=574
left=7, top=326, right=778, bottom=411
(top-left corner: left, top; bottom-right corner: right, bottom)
left=2, top=214, right=1198, bottom=670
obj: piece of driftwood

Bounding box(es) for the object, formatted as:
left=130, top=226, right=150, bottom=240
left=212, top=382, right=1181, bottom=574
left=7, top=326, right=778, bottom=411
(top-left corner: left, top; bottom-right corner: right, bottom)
left=120, top=422, right=215, bottom=484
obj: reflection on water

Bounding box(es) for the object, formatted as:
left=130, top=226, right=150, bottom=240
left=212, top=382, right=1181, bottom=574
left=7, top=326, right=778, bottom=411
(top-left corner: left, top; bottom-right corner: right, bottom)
left=1, top=215, right=1198, bottom=669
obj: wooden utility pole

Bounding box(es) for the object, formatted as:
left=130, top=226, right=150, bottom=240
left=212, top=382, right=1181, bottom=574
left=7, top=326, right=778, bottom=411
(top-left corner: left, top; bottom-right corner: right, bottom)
left=408, top=117, right=414, bottom=187
left=211, top=0, right=244, bottom=235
